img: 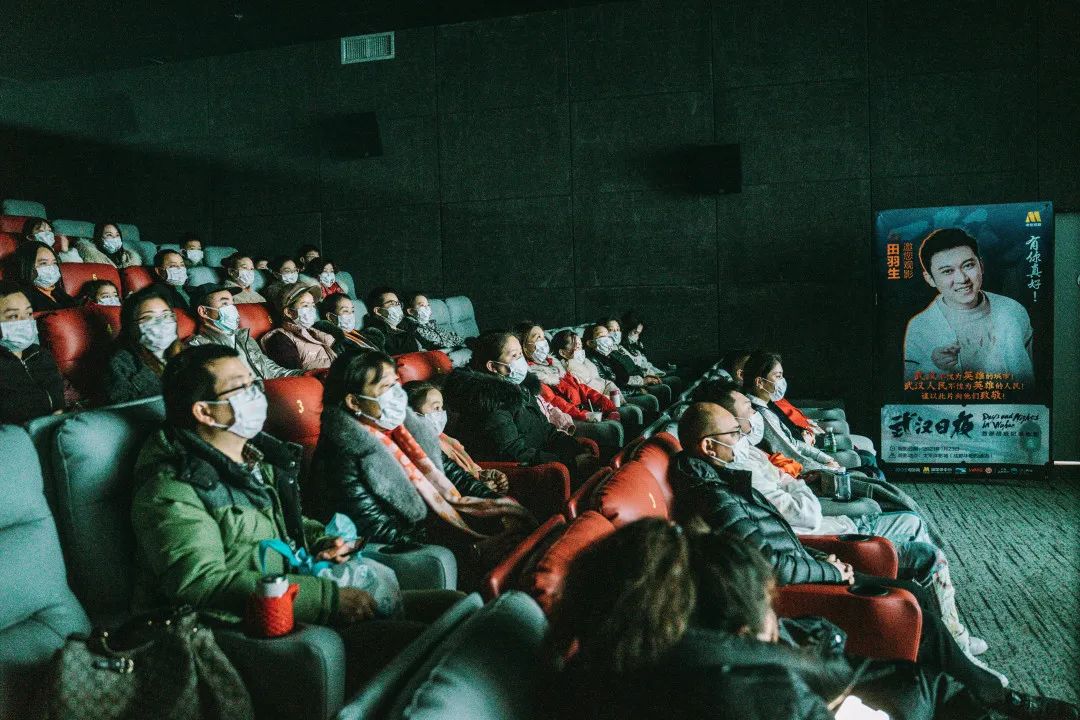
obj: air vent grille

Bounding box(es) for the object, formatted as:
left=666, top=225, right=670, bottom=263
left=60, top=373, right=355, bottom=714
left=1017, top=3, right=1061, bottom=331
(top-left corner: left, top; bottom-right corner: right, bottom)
left=341, top=32, right=395, bottom=64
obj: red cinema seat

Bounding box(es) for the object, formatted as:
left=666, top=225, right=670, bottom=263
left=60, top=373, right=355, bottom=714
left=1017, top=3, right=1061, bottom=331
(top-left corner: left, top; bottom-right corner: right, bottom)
left=59, top=263, right=122, bottom=299
left=263, top=376, right=324, bottom=471
left=483, top=514, right=566, bottom=601
left=175, top=309, right=198, bottom=341
left=395, top=351, right=453, bottom=384
left=594, top=460, right=670, bottom=528
left=0, top=232, right=17, bottom=265
left=478, top=461, right=571, bottom=521
left=0, top=215, right=29, bottom=233
left=525, top=510, right=616, bottom=613
left=565, top=466, right=612, bottom=520
left=120, top=266, right=154, bottom=296
left=237, top=303, right=273, bottom=340
left=37, top=306, right=121, bottom=407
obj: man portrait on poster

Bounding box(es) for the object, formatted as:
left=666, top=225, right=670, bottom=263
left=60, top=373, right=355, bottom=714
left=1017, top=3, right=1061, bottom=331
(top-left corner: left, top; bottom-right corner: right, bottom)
left=903, top=228, right=1035, bottom=385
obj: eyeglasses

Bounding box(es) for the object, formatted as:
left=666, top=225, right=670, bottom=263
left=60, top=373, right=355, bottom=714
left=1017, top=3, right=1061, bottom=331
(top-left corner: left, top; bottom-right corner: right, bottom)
left=707, top=429, right=742, bottom=440
left=206, top=378, right=265, bottom=402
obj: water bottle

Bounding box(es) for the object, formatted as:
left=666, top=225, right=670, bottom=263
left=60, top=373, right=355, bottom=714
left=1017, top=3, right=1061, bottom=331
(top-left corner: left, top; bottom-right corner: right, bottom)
left=834, top=472, right=852, bottom=502
left=823, top=428, right=836, bottom=453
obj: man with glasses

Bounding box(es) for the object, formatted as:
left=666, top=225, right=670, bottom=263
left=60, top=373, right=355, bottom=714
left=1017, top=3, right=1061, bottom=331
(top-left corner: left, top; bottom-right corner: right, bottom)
left=363, top=286, right=420, bottom=356
left=132, top=345, right=464, bottom=692
left=186, top=282, right=302, bottom=379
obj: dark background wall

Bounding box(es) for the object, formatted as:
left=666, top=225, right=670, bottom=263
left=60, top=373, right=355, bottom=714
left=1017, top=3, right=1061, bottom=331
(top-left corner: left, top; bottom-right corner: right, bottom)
left=1, top=0, right=1078, bottom=435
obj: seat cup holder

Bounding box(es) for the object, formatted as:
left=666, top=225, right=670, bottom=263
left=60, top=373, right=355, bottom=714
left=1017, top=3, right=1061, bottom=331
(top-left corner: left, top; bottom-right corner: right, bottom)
left=837, top=533, right=874, bottom=542
left=847, top=583, right=890, bottom=598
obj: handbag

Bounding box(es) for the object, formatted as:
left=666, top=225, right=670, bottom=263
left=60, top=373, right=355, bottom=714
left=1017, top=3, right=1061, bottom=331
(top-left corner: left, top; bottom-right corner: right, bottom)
left=43, top=606, right=254, bottom=720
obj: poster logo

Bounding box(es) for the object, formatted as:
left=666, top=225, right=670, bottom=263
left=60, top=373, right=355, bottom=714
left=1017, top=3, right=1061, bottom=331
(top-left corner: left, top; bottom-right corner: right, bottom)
left=1025, top=210, right=1042, bottom=226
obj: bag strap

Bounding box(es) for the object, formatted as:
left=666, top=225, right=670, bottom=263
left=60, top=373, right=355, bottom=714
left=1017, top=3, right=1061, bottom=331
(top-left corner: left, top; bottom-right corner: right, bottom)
left=258, top=538, right=332, bottom=576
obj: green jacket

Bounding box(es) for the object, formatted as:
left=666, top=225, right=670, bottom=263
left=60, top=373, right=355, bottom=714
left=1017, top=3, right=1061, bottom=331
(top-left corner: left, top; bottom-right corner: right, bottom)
left=131, top=427, right=338, bottom=624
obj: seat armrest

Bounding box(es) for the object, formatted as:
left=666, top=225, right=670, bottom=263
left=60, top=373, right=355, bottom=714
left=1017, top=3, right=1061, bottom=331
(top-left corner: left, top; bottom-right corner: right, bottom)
left=215, top=623, right=346, bottom=720
left=799, top=534, right=899, bottom=578
left=479, top=461, right=571, bottom=520
left=363, top=543, right=458, bottom=590
left=575, top=436, right=599, bottom=457
left=773, top=584, right=921, bottom=661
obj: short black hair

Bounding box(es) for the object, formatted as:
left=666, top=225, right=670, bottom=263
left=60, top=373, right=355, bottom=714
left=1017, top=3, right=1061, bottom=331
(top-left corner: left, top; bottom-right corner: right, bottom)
left=719, top=348, right=751, bottom=379
left=180, top=232, right=202, bottom=245
left=21, top=216, right=50, bottom=240
left=270, top=254, right=296, bottom=273
left=318, top=291, right=352, bottom=317
left=365, top=285, right=397, bottom=310
left=403, top=380, right=439, bottom=411
left=740, top=350, right=782, bottom=395
left=221, top=252, right=252, bottom=272
left=153, top=248, right=183, bottom=268
left=13, top=240, right=59, bottom=285
left=296, top=243, right=320, bottom=257
left=162, top=345, right=240, bottom=430
left=0, top=279, right=28, bottom=302
left=918, top=228, right=980, bottom=276
left=323, top=350, right=396, bottom=407
left=79, top=279, right=119, bottom=303
left=693, top=379, right=742, bottom=415
left=466, top=330, right=515, bottom=371
left=550, top=329, right=577, bottom=355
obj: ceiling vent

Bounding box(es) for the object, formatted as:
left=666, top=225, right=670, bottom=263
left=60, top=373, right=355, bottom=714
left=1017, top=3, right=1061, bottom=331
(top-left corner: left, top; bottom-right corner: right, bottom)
left=340, top=32, right=395, bottom=64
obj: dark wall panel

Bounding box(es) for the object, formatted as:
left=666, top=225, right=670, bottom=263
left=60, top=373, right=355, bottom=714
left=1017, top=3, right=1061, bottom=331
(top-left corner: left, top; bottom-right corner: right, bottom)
left=323, top=204, right=442, bottom=293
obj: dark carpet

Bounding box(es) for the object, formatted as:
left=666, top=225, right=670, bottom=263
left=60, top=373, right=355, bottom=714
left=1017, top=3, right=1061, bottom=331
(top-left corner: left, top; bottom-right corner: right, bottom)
left=904, top=479, right=1080, bottom=702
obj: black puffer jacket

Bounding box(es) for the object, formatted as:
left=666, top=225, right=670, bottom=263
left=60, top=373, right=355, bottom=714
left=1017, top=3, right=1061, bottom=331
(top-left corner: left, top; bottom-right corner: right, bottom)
left=0, top=343, right=63, bottom=424
left=442, top=368, right=581, bottom=468
left=669, top=452, right=843, bottom=585
left=443, top=455, right=500, bottom=499
left=585, top=347, right=634, bottom=388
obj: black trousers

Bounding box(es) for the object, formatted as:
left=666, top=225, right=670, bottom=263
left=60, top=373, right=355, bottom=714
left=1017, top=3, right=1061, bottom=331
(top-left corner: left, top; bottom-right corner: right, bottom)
left=851, top=658, right=991, bottom=720
left=852, top=572, right=1005, bottom=706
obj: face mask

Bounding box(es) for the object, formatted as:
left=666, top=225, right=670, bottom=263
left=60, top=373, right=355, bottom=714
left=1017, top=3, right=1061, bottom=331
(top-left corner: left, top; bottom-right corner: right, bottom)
left=732, top=435, right=753, bottom=463
left=34, top=230, right=55, bottom=246
left=294, top=306, right=317, bottom=328
left=209, top=304, right=239, bottom=334
left=236, top=269, right=256, bottom=288
left=572, top=348, right=585, bottom=363
left=627, top=332, right=640, bottom=344
left=184, top=249, right=204, bottom=264
left=335, top=313, right=356, bottom=332
left=595, top=336, right=616, bottom=356
left=530, top=338, right=550, bottom=364
left=706, top=435, right=738, bottom=464
left=610, top=330, right=622, bottom=345
left=34, top=263, right=61, bottom=289
left=746, top=412, right=765, bottom=445
left=424, top=409, right=448, bottom=435
left=102, top=236, right=123, bottom=254
left=280, top=271, right=299, bottom=285
left=209, top=384, right=268, bottom=439
left=356, top=383, right=408, bottom=430
left=97, top=295, right=121, bottom=307
left=164, top=266, right=188, bottom=286
left=415, top=306, right=432, bottom=324
left=0, top=318, right=38, bottom=353
left=766, top=377, right=787, bottom=402
left=139, top=315, right=178, bottom=354
left=383, top=305, right=404, bottom=328
left=496, top=356, right=529, bottom=384
left=319, top=271, right=336, bottom=287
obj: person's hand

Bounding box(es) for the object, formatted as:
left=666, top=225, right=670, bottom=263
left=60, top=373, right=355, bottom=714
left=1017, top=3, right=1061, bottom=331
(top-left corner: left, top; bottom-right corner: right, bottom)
left=479, top=468, right=510, bottom=495
left=335, top=587, right=377, bottom=625
left=756, top=608, right=780, bottom=643
left=826, top=554, right=855, bottom=584
left=315, top=537, right=359, bottom=564
left=826, top=459, right=843, bottom=471
left=931, top=343, right=961, bottom=371
left=56, top=234, right=70, bottom=252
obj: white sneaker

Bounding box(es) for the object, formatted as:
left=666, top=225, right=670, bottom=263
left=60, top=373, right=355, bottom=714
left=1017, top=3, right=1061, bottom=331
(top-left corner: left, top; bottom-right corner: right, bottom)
left=969, top=653, right=1009, bottom=687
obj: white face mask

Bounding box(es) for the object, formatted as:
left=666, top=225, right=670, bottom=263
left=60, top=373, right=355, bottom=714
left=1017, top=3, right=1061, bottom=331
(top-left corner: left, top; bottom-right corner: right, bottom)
left=0, top=318, right=39, bottom=353
left=335, top=313, right=356, bottom=332
left=280, top=271, right=299, bottom=284
left=706, top=435, right=739, bottom=464
left=595, top=336, right=616, bottom=356
left=497, top=356, right=529, bottom=384
left=530, top=338, right=550, bottom=364
left=356, top=383, right=408, bottom=430
left=236, top=269, right=256, bottom=288
left=208, top=384, right=268, bottom=439
left=164, top=266, right=188, bottom=287
left=732, top=435, right=754, bottom=463
left=572, top=348, right=585, bottom=363
left=610, top=330, right=622, bottom=345
left=34, top=230, right=55, bottom=246
left=102, top=236, right=123, bottom=254
left=97, top=295, right=121, bottom=307
left=184, top=248, right=204, bottom=264
left=139, top=315, right=178, bottom=354
left=210, top=304, right=240, bottom=334
left=294, top=306, right=317, bottom=328
left=746, top=412, right=765, bottom=445
left=319, top=271, right=336, bottom=287
left=382, top=305, right=404, bottom=328
left=424, top=409, right=448, bottom=435
left=415, top=306, right=432, bottom=324
left=34, top=263, right=61, bottom=289
left=765, top=377, right=787, bottom=402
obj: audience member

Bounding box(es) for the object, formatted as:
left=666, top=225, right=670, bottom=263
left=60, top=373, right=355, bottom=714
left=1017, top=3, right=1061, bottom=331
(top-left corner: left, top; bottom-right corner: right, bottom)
left=21, top=217, right=60, bottom=251
left=718, top=347, right=751, bottom=384
left=254, top=256, right=269, bottom=270
left=405, top=380, right=510, bottom=496
left=316, top=292, right=386, bottom=355
left=65, top=222, right=141, bottom=268
left=306, top=257, right=346, bottom=298
left=404, top=292, right=465, bottom=352
left=186, top=283, right=301, bottom=379
left=264, top=254, right=307, bottom=304
left=364, top=286, right=419, bottom=355
left=0, top=281, right=63, bottom=423
left=296, top=243, right=321, bottom=271
left=80, top=279, right=121, bottom=306
left=132, top=344, right=463, bottom=692
left=180, top=233, right=205, bottom=267
left=222, top=253, right=266, bottom=303
left=260, top=283, right=337, bottom=371
left=604, top=315, right=680, bottom=401
left=598, top=317, right=673, bottom=405
left=550, top=329, right=645, bottom=436
left=104, top=285, right=182, bottom=404
left=150, top=249, right=191, bottom=309
left=579, top=324, right=661, bottom=419
left=14, top=240, right=75, bottom=311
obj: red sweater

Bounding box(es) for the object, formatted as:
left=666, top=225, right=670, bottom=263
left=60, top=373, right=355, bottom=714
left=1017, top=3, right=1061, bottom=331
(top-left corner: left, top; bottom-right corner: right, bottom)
left=531, top=359, right=617, bottom=420
left=774, top=398, right=815, bottom=432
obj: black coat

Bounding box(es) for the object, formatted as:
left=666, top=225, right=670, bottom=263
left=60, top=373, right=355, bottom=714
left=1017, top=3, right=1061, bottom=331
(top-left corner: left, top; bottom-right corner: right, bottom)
left=442, top=368, right=581, bottom=468
left=152, top=281, right=191, bottom=310
left=104, top=346, right=164, bottom=404
left=443, top=455, right=499, bottom=499
left=26, top=285, right=76, bottom=312
left=669, top=452, right=843, bottom=586
left=363, top=315, right=419, bottom=356
left=586, top=347, right=635, bottom=389
left=0, top=343, right=64, bottom=424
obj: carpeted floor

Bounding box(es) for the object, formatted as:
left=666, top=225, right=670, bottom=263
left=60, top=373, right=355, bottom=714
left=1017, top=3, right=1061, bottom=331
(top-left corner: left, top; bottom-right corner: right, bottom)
left=904, top=479, right=1080, bottom=702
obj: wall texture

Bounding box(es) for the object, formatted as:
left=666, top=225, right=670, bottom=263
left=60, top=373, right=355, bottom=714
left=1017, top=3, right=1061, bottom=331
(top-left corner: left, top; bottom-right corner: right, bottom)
left=1, top=0, right=1078, bottom=432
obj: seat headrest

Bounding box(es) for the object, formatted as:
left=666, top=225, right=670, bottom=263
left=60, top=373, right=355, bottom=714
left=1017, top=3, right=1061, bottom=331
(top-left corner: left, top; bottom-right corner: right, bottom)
left=528, top=510, right=615, bottom=613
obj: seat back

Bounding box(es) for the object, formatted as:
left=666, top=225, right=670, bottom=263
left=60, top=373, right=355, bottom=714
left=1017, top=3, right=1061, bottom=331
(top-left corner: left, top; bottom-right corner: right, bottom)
left=264, top=376, right=324, bottom=468
left=45, top=397, right=166, bottom=627
left=204, top=245, right=239, bottom=267
left=594, top=459, right=671, bottom=528
left=428, top=298, right=450, bottom=328
left=444, top=296, right=479, bottom=339
left=335, top=270, right=357, bottom=299
left=526, top=511, right=615, bottom=613
left=622, top=432, right=679, bottom=506
left=0, top=215, right=29, bottom=233
left=119, top=265, right=154, bottom=295
left=1, top=199, right=46, bottom=217
left=59, top=262, right=122, bottom=298
left=0, top=231, right=17, bottom=264
left=175, top=308, right=198, bottom=341
left=565, top=466, right=612, bottom=520
left=51, top=219, right=94, bottom=242
left=237, top=302, right=273, bottom=340
left=0, top=426, right=90, bottom=717
left=37, top=306, right=122, bottom=406
left=483, top=514, right=566, bottom=601
left=395, top=351, right=453, bottom=384
left=186, top=265, right=221, bottom=287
